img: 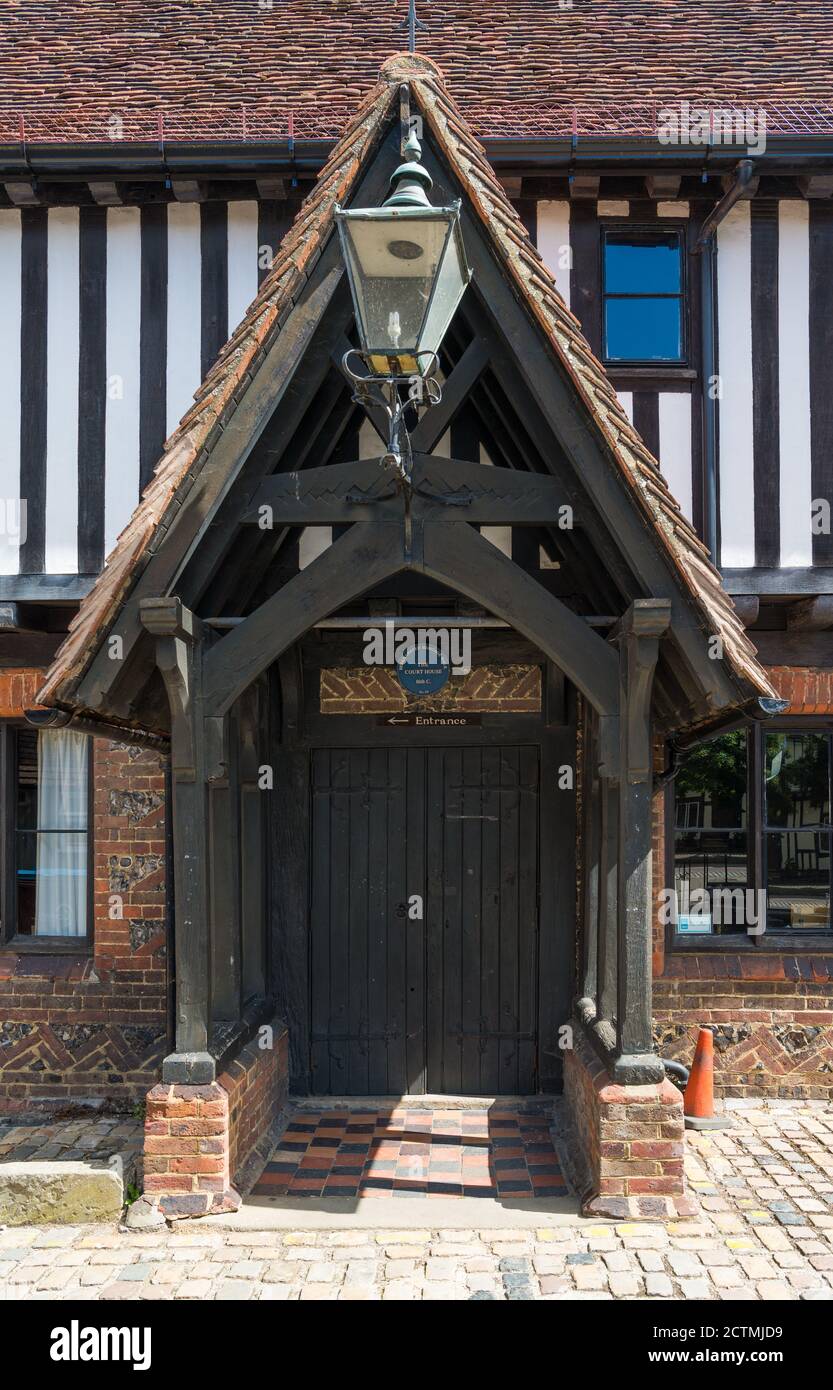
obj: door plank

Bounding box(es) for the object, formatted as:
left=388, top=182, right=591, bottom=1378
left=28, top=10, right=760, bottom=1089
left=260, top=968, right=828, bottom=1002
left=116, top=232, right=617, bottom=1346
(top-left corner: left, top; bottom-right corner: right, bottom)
left=406, top=748, right=427, bottom=1095
left=386, top=750, right=408, bottom=1095
left=327, top=751, right=351, bottom=1094
left=518, top=746, right=540, bottom=1091
left=498, top=748, right=522, bottom=1095
left=443, top=747, right=464, bottom=1095
left=310, top=750, right=332, bottom=1092
left=347, top=750, right=370, bottom=1094
left=425, top=748, right=445, bottom=1095
left=460, top=747, right=484, bottom=1093
left=366, top=748, right=387, bottom=1095
left=480, top=749, right=502, bottom=1092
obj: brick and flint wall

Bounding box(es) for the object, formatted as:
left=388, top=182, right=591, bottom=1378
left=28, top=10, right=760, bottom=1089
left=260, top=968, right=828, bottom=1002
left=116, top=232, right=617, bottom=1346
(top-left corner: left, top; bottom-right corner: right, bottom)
left=0, top=706, right=169, bottom=1112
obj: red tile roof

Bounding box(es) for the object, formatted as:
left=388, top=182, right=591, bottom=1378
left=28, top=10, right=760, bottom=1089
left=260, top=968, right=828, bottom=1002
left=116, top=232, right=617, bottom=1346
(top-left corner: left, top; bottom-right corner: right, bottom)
left=37, top=51, right=776, bottom=726
left=1, top=1, right=833, bottom=142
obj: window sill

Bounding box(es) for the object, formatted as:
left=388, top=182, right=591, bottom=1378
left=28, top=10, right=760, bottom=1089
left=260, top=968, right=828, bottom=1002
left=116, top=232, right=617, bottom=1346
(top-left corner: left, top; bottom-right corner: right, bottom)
left=1, top=935, right=92, bottom=956
left=607, top=366, right=697, bottom=381
left=670, top=934, right=833, bottom=953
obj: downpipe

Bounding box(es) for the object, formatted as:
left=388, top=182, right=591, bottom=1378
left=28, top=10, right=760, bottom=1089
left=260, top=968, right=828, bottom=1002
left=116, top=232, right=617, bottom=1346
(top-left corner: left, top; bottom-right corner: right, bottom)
left=662, top=1057, right=690, bottom=1088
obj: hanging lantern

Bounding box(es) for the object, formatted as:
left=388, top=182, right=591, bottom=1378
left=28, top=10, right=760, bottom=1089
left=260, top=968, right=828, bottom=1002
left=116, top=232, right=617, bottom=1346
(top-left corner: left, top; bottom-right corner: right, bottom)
left=335, top=127, right=472, bottom=378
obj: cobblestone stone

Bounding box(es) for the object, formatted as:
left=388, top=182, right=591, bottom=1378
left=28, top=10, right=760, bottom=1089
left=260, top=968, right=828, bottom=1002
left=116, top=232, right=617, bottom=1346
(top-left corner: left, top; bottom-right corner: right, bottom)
left=1, top=1099, right=832, bottom=1301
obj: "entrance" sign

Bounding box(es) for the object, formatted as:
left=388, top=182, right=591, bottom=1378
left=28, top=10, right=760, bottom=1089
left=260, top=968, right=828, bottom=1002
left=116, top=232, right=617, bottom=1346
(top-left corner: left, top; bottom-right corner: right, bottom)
left=377, top=714, right=483, bottom=728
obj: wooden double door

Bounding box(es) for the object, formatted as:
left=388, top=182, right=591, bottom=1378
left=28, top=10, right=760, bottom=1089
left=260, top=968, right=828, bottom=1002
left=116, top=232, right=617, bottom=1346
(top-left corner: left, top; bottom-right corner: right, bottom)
left=309, top=744, right=540, bottom=1095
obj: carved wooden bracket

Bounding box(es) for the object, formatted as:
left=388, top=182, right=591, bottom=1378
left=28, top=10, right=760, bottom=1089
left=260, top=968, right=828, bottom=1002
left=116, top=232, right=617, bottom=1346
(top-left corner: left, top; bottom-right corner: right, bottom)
left=139, top=597, right=203, bottom=779
left=618, top=599, right=672, bottom=784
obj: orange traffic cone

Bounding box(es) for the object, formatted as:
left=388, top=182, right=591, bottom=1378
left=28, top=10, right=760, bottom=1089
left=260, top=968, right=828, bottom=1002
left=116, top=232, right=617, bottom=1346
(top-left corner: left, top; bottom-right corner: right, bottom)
left=683, top=1026, right=733, bottom=1131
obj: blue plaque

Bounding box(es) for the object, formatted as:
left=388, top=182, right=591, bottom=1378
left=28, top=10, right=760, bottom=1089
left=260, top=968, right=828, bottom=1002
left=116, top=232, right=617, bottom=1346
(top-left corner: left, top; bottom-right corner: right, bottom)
left=396, top=645, right=450, bottom=696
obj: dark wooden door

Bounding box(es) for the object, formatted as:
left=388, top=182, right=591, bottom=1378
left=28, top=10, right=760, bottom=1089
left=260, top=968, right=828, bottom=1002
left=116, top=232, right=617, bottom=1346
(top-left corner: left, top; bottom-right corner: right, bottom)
left=425, top=746, right=540, bottom=1095
left=310, top=748, right=426, bottom=1095
left=309, top=745, right=540, bottom=1095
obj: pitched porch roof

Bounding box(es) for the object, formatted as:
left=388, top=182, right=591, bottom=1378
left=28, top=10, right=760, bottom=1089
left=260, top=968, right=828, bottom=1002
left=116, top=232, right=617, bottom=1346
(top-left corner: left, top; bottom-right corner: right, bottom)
left=37, top=51, right=777, bottom=717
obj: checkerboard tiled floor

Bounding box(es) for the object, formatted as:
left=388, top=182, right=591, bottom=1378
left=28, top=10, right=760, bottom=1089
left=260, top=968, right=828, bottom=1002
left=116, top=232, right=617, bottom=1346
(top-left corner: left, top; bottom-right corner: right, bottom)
left=250, top=1103, right=568, bottom=1200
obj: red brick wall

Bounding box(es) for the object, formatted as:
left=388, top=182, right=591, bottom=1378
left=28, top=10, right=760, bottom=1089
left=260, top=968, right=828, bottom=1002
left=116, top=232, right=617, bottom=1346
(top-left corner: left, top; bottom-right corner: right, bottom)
left=0, top=669, right=47, bottom=717
left=0, top=736, right=168, bottom=1112
left=143, top=1081, right=234, bottom=1218
left=766, top=666, right=833, bottom=714
left=220, top=1022, right=288, bottom=1187
left=563, top=1029, right=690, bottom=1219
left=141, top=1019, right=288, bottom=1218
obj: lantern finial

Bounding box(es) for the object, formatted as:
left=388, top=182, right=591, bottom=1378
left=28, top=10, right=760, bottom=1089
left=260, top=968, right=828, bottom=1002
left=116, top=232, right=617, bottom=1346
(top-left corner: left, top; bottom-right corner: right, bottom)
left=384, top=124, right=433, bottom=209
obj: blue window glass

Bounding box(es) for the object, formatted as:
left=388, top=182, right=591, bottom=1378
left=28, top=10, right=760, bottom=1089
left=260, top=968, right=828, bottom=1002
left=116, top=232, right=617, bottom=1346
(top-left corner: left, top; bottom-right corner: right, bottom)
left=603, top=230, right=684, bottom=363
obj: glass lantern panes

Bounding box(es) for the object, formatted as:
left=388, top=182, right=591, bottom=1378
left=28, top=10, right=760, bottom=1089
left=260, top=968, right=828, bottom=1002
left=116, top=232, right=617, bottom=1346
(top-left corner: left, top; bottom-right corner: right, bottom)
left=336, top=205, right=470, bottom=376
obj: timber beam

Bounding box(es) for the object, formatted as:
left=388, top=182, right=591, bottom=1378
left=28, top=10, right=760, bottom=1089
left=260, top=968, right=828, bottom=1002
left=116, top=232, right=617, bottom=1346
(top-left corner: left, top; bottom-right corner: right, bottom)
left=421, top=521, right=620, bottom=717
left=203, top=510, right=620, bottom=720
left=409, top=337, right=491, bottom=453
left=798, top=175, right=833, bottom=200
left=731, top=595, right=760, bottom=628
left=140, top=597, right=214, bottom=1082
left=88, top=181, right=122, bottom=206
left=612, top=599, right=671, bottom=1086
left=202, top=522, right=406, bottom=716
left=241, top=453, right=578, bottom=527
left=785, top=596, right=833, bottom=632
left=569, top=175, right=600, bottom=200
left=644, top=173, right=681, bottom=200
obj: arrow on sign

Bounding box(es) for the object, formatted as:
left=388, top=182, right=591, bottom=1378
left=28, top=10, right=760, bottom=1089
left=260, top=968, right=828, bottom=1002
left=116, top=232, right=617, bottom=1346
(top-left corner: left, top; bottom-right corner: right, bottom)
left=376, top=713, right=483, bottom=728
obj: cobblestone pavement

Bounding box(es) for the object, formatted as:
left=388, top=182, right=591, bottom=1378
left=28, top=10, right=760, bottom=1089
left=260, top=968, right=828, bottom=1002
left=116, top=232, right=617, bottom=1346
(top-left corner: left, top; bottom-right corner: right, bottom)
left=0, top=1115, right=143, bottom=1165
left=1, top=1100, right=832, bottom=1301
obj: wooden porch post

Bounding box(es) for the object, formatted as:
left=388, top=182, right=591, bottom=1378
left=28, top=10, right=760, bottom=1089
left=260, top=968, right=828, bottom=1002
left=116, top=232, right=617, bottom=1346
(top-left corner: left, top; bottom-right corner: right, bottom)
left=596, top=776, right=618, bottom=1023
left=579, top=706, right=600, bottom=1003
left=140, top=597, right=215, bottom=1084
left=613, top=600, right=671, bottom=1085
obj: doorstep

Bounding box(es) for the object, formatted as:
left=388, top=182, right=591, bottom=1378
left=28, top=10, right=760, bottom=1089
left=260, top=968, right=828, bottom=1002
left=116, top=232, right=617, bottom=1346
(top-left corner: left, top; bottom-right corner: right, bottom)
left=200, top=1193, right=582, bottom=1230
left=216, top=1096, right=581, bottom=1228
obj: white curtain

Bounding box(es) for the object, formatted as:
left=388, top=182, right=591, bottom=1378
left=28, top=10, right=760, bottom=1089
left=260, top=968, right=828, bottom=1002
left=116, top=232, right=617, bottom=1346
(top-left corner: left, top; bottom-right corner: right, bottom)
left=34, top=729, right=88, bottom=937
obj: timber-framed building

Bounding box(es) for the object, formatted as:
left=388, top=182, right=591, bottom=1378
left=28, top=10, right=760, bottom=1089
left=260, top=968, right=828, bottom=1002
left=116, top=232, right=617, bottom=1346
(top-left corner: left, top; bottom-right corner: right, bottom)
left=1, top=3, right=832, bottom=1218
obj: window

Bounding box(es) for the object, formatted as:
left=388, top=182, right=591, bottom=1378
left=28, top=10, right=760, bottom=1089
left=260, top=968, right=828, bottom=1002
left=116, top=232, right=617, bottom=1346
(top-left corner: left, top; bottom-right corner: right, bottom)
left=603, top=228, right=685, bottom=363
left=2, top=726, right=92, bottom=944
left=671, top=727, right=833, bottom=944
left=764, top=732, right=830, bottom=932
left=674, top=730, right=750, bottom=936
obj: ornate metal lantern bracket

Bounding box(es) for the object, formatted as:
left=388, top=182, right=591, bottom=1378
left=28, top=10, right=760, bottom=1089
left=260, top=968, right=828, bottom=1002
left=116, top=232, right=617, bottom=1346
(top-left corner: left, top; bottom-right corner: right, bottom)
left=341, top=345, right=442, bottom=490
